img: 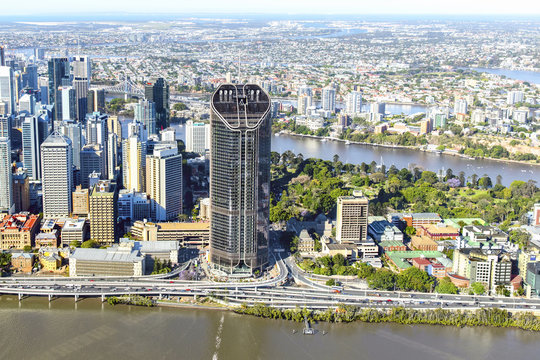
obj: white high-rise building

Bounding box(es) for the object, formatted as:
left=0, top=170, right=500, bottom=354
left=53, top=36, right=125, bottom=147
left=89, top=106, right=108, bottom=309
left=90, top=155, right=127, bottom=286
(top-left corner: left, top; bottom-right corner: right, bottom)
left=346, top=91, right=363, bottom=115
left=41, top=132, right=73, bottom=218
left=297, top=85, right=312, bottom=97
left=454, top=98, right=468, bottom=115
left=0, top=137, right=13, bottom=214
left=507, top=90, right=524, bottom=105
left=0, top=66, right=15, bottom=114
left=61, top=86, right=77, bottom=120
left=297, top=94, right=312, bottom=115
left=18, top=94, right=36, bottom=115
left=22, top=116, right=42, bottom=180
left=160, top=127, right=176, bottom=142
left=86, top=112, right=108, bottom=175
left=322, top=86, right=336, bottom=112
left=122, top=135, right=146, bottom=192
left=146, top=144, right=183, bottom=221
left=185, top=120, right=209, bottom=155
left=134, top=99, right=156, bottom=135
left=59, top=121, right=82, bottom=170
left=72, top=56, right=91, bottom=84
left=80, top=144, right=105, bottom=188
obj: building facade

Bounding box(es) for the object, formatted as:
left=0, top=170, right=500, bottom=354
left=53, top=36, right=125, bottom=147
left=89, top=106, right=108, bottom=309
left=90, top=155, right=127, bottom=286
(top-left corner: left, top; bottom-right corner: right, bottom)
left=336, top=191, right=369, bottom=245
left=89, top=180, right=118, bottom=245
left=209, top=84, right=271, bottom=273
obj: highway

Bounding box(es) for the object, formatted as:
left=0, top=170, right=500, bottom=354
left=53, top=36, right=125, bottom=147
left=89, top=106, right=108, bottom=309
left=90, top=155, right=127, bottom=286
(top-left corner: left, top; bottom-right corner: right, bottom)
left=1, top=253, right=540, bottom=311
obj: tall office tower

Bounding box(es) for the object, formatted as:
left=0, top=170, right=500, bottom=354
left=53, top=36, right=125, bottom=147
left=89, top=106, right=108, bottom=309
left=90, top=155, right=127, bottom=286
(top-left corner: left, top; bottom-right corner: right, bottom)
left=209, top=84, right=271, bottom=273
left=72, top=185, right=89, bottom=216
left=72, top=56, right=91, bottom=121
left=48, top=57, right=71, bottom=121
left=86, top=112, right=108, bottom=175
left=34, top=48, right=45, bottom=61
left=134, top=99, right=156, bottom=135
left=60, top=86, right=77, bottom=120
left=336, top=191, right=369, bottom=245
left=0, top=114, right=12, bottom=138
left=59, top=121, right=82, bottom=170
left=122, top=135, right=146, bottom=192
left=89, top=180, right=118, bottom=245
left=146, top=144, right=182, bottom=221
left=72, top=56, right=91, bottom=84
left=507, top=90, right=524, bottom=105
left=346, top=91, right=363, bottom=115
left=322, top=86, right=336, bottom=112
left=0, top=102, right=7, bottom=115
left=87, top=89, right=105, bottom=114
left=297, top=85, right=312, bottom=97
left=297, top=94, right=312, bottom=115
left=18, top=94, right=36, bottom=115
left=107, top=115, right=122, bottom=140
left=185, top=120, right=209, bottom=155
left=0, top=66, right=15, bottom=114
left=72, top=79, right=88, bottom=121
left=80, top=144, right=105, bottom=188
left=0, top=138, right=13, bottom=214
left=38, top=76, right=49, bottom=105
left=144, top=78, right=169, bottom=130
left=22, top=116, right=42, bottom=180
left=40, top=132, right=73, bottom=218
left=22, top=64, right=38, bottom=91
left=0, top=46, right=5, bottom=66
left=160, top=127, right=175, bottom=142
left=107, top=133, right=118, bottom=180
left=454, top=98, right=468, bottom=115
left=12, top=168, right=30, bottom=213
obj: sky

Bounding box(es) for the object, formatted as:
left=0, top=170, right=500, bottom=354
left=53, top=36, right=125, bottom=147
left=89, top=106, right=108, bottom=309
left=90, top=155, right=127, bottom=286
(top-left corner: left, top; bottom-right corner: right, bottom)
left=2, top=0, right=540, bottom=17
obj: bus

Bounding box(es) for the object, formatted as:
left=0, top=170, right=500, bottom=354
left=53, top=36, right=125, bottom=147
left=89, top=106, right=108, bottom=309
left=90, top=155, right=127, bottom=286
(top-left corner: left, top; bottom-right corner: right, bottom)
left=331, top=286, right=344, bottom=293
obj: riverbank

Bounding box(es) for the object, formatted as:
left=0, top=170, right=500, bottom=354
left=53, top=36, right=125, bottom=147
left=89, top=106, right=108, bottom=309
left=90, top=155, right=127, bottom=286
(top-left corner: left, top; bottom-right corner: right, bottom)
left=234, top=303, right=540, bottom=331
left=279, top=131, right=540, bottom=167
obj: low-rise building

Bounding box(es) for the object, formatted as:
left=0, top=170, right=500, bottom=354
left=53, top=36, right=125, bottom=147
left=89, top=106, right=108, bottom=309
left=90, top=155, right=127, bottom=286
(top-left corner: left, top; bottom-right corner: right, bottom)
left=69, top=245, right=145, bottom=277
left=526, top=262, right=540, bottom=296
left=462, top=225, right=508, bottom=244
left=368, top=216, right=404, bottom=242
left=402, top=213, right=441, bottom=229
left=131, top=220, right=210, bottom=247
left=11, top=252, right=34, bottom=273
left=453, top=248, right=512, bottom=292
left=40, top=253, right=61, bottom=272
left=120, top=238, right=179, bottom=273
left=378, top=240, right=407, bottom=252
left=298, top=229, right=315, bottom=253
left=0, top=213, right=40, bottom=249
left=418, top=223, right=460, bottom=241
left=61, top=218, right=89, bottom=246
left=35, top=230, right=59, bottom=248
left=410, top=235, right=439, bottom=251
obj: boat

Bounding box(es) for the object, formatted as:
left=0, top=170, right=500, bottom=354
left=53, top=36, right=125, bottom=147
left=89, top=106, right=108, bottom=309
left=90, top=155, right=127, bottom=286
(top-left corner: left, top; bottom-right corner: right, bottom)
left=320, top=138, right=327, bottom=143
left=274, top=133, right=280, bottom=136
left=345, top=140, right=351, bottom=145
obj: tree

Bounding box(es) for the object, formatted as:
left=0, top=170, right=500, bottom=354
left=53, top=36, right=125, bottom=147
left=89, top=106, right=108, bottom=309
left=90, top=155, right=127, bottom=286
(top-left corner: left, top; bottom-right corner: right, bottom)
left=173, top=102, right=188, bottom=111
left=368, top=269, right=395, bottom=290
left=471, top=282, right=485, bottom=295
left=81, top=240, right=99, bottom=248
left=405, top=226, right=416, bottom=236
left=495, top=284, right=506, bottom=296
left=435, top=277, right=458, bottom=294
left=326, top=279, right=336, bottom=286
left=69, top=240, right=80, bottom=248
left=23, top=245, right=32, bottom=252
left=333, top=254, right=346, bottom=267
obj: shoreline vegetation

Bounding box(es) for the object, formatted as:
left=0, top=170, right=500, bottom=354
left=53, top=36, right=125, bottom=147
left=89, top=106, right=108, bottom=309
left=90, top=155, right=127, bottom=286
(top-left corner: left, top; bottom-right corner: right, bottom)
left=233, top=303, right=540, bottom=331
left=278, top=131, right=540, bottom=167
left=107, top=295, right=155, bottom=307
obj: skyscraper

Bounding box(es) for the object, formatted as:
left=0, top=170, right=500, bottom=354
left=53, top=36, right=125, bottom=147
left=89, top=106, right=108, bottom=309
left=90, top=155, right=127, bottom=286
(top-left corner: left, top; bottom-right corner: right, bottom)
left=73, top=79, right=88, bottom=121
left=185, top=120, right=210, bottom=155
left=146, top=144, right=183, bottom=221
left=346, top=91, right=363, bottom=115
left=322, top=86, right=336, bottom=112
left=0, top=137, right=13, bottom=214
left=0, top=66, right=15, bottom=114
left=22, top=64, right=38, bottom=91
left=209, top=84, right=271, bottom=273
left=80, top=144, right=105, bottom=188
left=86, top=112, right=108, bottom=176
left=59, top=120, right=82, bottom=170
left=134, top=99, right=156, bottom=135
left=122, top=134, right=146, bottom=192
left=297, top=94, right=312, bottom=115
left=144, top=78, right=169, bottom=130
left=89, top=180, right=118, bottom=245
left=0, top=46, right=5, bottom=66
left=18, top=94, right=36, bottom=115
left=48, top=57, right=71, bottom=121
left=41, top=132, right=73, bottom=218
left=336, top=191, right=369, bottom=245
left=87, top=89, right=105, bottom=114
left=107, top=132, right=118, bottom=180
left=0, top=114, right=12, bottom=138
left=22, top=116, right=42, bottom=180
left=61, top=86, right=77, bottom=120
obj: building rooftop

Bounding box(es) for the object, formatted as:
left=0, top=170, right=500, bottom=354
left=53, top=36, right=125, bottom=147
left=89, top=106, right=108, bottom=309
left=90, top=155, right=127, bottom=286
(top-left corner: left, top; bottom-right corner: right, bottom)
left=411, top=235, right=438, bottom=246
left=386, top=250, right=445, bottom=270
left=155, top=222, right=210, bottom=231
left=71, top=247, right=143, bottom=263
left=62, top=218, right=87, bottom=231
left=378, top=240, right=405, bottom=247
left=0, top=213, right=39, bottom=232
left=120, top=239, right=179, bottom=252
left=421, top=224, right=460, bottom=235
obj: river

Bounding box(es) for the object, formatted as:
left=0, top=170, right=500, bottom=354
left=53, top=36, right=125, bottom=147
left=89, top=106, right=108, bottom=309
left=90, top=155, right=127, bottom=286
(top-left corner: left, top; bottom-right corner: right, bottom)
left=157, top=122, right=536, bottom=187
left=1, top=296, right=539, bottom=359
left=468, top=68, right=540, bottom=85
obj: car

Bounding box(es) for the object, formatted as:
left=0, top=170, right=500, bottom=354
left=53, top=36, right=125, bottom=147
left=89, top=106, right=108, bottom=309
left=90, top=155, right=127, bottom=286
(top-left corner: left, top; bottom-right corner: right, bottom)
left=169, top=281, right=174, bottom=284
